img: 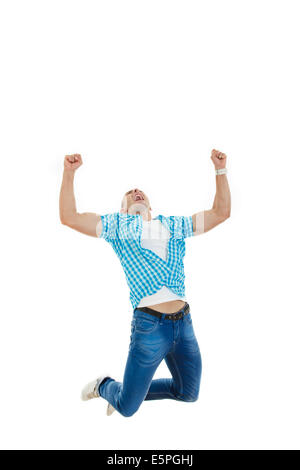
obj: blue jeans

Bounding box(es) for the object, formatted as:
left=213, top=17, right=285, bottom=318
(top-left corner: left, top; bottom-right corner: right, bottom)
left=99, top=303, right=202, bottom=417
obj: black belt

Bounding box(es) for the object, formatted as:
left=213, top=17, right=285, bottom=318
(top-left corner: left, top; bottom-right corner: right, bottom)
left=135, top=302, right=190, bottom=321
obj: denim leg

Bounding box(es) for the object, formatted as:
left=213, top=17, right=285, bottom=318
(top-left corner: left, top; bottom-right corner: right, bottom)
left=145, top=314, right=202, bottom=402
left=99, top=313, right=167, bottom=417
left=99, top=351, right=164, bottom=417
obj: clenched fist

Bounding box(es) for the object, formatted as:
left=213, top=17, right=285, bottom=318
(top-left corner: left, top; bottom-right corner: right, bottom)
left=64, top=154, right=83, bottom=172
left=211, top=149, right=227, bottom=170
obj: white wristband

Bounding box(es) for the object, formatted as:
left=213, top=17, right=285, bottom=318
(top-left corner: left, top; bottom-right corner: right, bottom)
left=215, top=168, right=227, bottom=175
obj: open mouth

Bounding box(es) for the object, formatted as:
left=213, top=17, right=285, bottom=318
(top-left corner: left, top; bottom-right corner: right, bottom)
left=134, top=193, right=144, bottom=202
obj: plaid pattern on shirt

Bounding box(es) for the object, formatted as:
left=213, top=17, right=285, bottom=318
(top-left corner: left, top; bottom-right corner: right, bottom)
left=99, top=213, right=194, bottom=309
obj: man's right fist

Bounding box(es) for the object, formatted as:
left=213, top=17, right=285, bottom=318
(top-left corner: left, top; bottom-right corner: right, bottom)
left=64, top=154, right=83, bottom=171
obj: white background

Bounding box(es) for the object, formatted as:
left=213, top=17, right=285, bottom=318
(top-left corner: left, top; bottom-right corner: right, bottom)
left=0, top=0, right=299, bottom=450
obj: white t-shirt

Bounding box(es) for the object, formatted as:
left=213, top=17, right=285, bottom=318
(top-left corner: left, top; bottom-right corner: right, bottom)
left=137, top=219, right=186, bottom=308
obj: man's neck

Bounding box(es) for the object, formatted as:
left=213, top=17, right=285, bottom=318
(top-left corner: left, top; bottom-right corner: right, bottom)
left=137, top=210, right=152, bottom=221
left=127, top=208, right=152, bottom=221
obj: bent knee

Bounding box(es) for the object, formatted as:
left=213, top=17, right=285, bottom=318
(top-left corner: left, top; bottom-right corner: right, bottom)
left=185, top=394, right=199, bottom=403
left=120, top=406, right=140, bottom=417
left=180, top=391, right=199, bottom=403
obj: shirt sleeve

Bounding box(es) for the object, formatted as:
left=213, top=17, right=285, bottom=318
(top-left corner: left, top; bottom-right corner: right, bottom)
left=170, top=215, right=194, bottom=239
left=98, top=212, right=119, bottom=241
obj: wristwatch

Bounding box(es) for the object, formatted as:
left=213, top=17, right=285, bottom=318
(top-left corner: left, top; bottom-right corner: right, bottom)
left=215, top=168, right=227, bottom=175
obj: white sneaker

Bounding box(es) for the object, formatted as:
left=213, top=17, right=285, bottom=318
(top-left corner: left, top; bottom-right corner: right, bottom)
left=106, top=403, right=116, bottom=416
left=81, top=375, right=110, bottom=401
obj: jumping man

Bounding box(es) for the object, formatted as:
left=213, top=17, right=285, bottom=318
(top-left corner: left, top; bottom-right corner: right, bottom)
left=59, top=149, right=231, bottom=417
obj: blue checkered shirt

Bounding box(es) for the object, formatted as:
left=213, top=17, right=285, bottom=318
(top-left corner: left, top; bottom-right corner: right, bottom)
left=99, top=213, right=194, bottom=309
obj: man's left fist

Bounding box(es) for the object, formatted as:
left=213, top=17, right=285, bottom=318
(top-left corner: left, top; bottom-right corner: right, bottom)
left=211, top=149, right=227, bottom=169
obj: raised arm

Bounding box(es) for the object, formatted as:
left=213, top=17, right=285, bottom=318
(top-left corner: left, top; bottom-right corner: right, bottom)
left=59, top=154, right=102, bottom=237
left=192, top=149, right=231, bottom=235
